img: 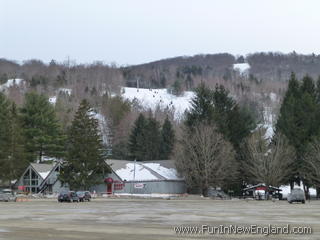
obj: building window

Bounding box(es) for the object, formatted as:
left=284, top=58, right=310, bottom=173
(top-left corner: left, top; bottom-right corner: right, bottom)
left=23, top=169, right=39, bottom=186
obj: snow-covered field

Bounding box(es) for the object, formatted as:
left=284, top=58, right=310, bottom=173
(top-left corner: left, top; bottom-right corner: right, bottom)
left=121, top=87, right=194, bottom=119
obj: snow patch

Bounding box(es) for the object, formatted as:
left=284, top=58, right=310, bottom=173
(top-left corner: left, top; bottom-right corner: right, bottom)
left=262, top=106, right=274, bottom=140
left=116, top=163, right=158, bottom=181
left=0, top=78, right=25, bottom=91
left=121, top=87, right=194, bottom=119
left=143, top=163, right=181, bottom=180
left=49, top=96, right=57, bottom=105
left=233, top=63, right=250, bottom=75
left=115, top=162, right=182, bottom=181
left=41, top=156, right=61, bottom=162
left=39, top=171, right=50, bottom=179
left=269, top=92, right=277, bottom=102
left=58, top=88, right=72, bottom=95
left=93, top=112, right=111, bottom=146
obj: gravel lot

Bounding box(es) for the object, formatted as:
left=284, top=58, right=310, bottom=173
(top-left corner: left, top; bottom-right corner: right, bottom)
left=0, top=198, right=319, bottom=240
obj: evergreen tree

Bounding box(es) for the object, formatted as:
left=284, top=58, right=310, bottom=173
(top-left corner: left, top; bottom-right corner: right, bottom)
left=186, top=83, right=255, bottom=149
left=128, top=113, right=164, bottom=161
left=3, top=103, right=28, bottom=182
left=276, top=73, right=320, bottom=186
left=0, top=96, right=27, bottom=183
left=143, top=115, right=161, bottom=160
left=59, top=99, right=111, bottom=190
left=20, top=92, right=65, bottom=162
left=185, top=83, right=255, bottom=193
left=0, top=93, right=11, bottom=180
left=128, top=113, right=148, bottom=160
left=185, top=83, right=215, bottom=127
left=159, top=117, right=175, bottom=159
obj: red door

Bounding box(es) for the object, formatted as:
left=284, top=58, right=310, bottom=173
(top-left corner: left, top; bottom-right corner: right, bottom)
left=105, top=177, right=113, bottom=194
left=107, top=183, right=112, bottom=194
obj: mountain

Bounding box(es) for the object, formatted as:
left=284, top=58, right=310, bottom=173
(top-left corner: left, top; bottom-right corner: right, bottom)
left=1, top=52, right=320, bottom=133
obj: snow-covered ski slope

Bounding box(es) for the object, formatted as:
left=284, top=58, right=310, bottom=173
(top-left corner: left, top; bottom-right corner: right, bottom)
left=121, top=87, right=194, bottom=119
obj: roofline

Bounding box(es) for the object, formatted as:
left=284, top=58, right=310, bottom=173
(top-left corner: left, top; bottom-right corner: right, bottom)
left=243, top=183, right=282, bottom=191
left=105, top=159, right=182, bottom=182
left=123, top=179, right=185, bottom=183
left=39, top=162, right=61, bottom=189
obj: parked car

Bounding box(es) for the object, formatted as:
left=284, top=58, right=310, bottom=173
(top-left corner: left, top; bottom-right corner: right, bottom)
left=0, top=189, right=16, bottom=202
left=287, top=188, right=306, bottom=204
left=76, top=191, right=91, bottom=202
left=58, top=191, right=79, bottom=202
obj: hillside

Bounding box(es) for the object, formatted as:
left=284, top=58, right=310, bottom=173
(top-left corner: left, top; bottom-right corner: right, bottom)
left=1, top=52, right=320, bottom=135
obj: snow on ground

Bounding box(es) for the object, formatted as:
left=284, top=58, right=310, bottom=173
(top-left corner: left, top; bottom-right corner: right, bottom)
left=0, top=78, right=25, bottom=91
left=41, top=156, right=61, bottom=162
left=233, top=63, right=250, bottom=75
left=48, top=88, right=72, bottom=105
left=58, top=88, right=72, bottom=95
left=269, top=92, right=278, bottom=102
left=116, top=163, right=159, bottom=181
left=49, top=96, right=57, bottom=104
left=93, top=112, right=110, bottom=145
left=262, top=106, right=275, bottom=140
left=121, top=87, right=194, bottom=119
left=39, top=171, right=50, bottom=179
left=143, top=163, right=181, bottom=180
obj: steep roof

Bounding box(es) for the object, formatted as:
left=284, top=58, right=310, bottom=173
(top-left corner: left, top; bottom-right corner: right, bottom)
left=106, top=159, right=183, bottom=182
left=30, top=163, right=56, bottom=179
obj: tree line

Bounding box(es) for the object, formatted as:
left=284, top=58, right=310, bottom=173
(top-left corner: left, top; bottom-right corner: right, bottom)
left=1, top=72, right=320, bottom=195
left=0, top=92, right=109, bottom=190
left=128, top=113, right=175, bottom=161
left=176, top=75, right=320, bottom=197
left=0, top=90, right=175, bottom=189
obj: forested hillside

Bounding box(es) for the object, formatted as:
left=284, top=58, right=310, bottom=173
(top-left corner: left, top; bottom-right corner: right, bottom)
left=1, top=52, right=320, bottom=164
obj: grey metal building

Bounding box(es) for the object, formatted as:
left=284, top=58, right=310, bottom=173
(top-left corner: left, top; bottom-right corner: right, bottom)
left=91, top=160, right=186, bottom=195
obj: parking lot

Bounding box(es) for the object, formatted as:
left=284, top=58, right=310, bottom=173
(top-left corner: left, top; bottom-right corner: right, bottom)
left=0, top=198, right=319, bottom=240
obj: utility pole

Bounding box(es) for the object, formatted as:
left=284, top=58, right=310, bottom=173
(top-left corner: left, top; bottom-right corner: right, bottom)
left=136, top=77, right=139, bottom=92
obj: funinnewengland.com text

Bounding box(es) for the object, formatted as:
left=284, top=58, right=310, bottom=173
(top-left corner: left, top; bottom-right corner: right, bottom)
left=174, top=224, right=312, bottom=236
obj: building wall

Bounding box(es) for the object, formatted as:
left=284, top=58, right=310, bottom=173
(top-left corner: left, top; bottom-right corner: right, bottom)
left=16, top=167, right=44, bottom=193
left=89, top=172, right=122, bottom=193
left=121, top=180, right=186, bottom=194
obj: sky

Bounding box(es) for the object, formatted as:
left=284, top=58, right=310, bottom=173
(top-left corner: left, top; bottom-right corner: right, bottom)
left=1, top=0, right=320, bottom=65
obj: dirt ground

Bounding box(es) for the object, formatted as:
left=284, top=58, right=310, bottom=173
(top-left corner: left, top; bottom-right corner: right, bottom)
left=0, top=198, right=319, bottom=240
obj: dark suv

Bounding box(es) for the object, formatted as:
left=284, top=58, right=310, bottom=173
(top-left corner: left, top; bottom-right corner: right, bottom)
left=58, top=191, right=79, bottom=202
left=76, top=191, right=91, bottom=202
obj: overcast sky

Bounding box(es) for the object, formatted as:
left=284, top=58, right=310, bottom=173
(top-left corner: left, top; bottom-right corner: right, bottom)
left=1, top=0, right=320, bottom=65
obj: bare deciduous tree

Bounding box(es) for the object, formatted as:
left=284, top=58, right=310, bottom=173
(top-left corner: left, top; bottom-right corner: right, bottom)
left=175, top=124, right=237, bottom=196
left=245, top=128, right=295, bottom=187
